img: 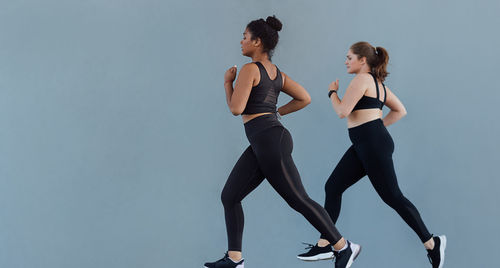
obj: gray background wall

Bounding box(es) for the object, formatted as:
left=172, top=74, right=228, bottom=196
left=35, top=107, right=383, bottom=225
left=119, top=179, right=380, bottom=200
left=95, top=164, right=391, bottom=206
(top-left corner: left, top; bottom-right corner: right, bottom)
left=0, top=0, right=498, bottom=267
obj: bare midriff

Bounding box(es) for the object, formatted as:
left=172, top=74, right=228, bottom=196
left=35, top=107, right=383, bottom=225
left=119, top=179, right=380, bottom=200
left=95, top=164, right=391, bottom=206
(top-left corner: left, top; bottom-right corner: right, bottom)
left=242, top=112, right=273, bottom=124
left=347, top=109, right=383, bottom=128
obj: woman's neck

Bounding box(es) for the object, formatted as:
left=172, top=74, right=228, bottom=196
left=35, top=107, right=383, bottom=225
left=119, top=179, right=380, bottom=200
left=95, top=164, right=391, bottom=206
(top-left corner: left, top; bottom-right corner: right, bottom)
left=251, top=53, right=269, bottom=63
left=356, top=66, right=371, bottom=75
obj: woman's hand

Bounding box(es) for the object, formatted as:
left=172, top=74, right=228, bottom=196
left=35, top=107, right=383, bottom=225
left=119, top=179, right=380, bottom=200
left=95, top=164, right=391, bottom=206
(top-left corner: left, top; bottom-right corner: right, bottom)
left=224, top=65, right=237, bottom=84
left=328, top=79, right=339, bottom=91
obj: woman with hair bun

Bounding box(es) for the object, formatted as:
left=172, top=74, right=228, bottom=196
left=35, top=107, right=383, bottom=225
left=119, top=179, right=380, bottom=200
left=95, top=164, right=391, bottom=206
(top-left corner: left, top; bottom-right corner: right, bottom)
left=297, top=42, right=446, bottom=268
left=204, top=16, right=361, bottom=268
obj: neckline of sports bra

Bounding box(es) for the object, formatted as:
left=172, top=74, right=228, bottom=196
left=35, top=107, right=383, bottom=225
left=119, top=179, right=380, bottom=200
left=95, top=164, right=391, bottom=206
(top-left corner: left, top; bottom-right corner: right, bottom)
left=254, top=61, right=280, bottom=81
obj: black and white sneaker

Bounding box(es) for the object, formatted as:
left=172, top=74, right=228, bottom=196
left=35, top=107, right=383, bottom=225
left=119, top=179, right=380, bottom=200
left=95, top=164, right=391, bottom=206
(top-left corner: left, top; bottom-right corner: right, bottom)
left=333, top=240, right=361, bottom=268
left=204, top=252, right=244, bottom=268
left=297, top=242, right=334, bottom=261
left=427, top=235, right=446, bottom=268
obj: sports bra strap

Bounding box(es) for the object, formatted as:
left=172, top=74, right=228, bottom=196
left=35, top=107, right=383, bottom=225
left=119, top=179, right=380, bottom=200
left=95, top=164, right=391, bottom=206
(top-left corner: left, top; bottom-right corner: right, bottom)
left=381, top=83, right=387, bottom=108
left=368, top=72, right=380, bottom=101
left=253, top=61, right=264, bottom=74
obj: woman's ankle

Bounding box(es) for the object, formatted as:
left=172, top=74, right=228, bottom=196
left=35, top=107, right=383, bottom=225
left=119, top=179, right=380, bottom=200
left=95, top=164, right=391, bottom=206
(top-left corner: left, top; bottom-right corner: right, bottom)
left=318, top=238, right=331, bottom=247
left=332, top=237, right=347, bottom=251
left=424, top=236, right=435, bottom=250
left=228, top=251, right=242, bottom=262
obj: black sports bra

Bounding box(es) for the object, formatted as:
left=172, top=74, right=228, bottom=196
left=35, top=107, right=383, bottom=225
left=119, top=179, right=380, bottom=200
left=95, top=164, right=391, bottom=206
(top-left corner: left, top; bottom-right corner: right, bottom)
left=242, top=62, right=282, bottom=115
left=352, top=73, right=387, bottom=111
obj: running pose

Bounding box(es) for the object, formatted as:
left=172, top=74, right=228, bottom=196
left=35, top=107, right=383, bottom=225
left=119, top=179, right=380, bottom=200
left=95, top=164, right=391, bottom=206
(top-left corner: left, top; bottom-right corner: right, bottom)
left=297, top=42, right=446, bottom=268
left=204, top=16, right=361, bottom=268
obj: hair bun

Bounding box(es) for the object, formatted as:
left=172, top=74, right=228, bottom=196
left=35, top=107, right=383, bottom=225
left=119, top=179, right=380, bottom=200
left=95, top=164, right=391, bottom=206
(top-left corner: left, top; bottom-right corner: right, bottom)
left=266, top=15, right=282, bottom=32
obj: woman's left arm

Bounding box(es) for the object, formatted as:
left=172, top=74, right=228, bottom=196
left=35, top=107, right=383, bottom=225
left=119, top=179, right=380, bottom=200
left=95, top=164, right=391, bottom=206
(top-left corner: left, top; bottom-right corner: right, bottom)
left=382, top=87, right=407, bottom=126
left=277, top=72, right=311, bottom=116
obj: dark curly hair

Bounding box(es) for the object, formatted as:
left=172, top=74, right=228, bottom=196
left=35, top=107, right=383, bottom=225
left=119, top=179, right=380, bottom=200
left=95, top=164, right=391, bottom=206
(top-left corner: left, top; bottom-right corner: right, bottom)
left=246, top=15, right=282, bottom=59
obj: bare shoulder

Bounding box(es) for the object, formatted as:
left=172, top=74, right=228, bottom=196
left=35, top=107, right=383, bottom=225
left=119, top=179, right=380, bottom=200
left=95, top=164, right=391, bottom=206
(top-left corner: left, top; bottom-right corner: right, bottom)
left=280, top=71, right=288, bottom=85
left=237, top=63, right=260, bottom=85
left=353, top=73, right=373, bottom=84
left=384, top=85, right=395, bottom=98
left=348, top=73, right=372, bottom=92
left=280, top=71, right=288, bottom=79
left=240, top=62, right=259, bottom=73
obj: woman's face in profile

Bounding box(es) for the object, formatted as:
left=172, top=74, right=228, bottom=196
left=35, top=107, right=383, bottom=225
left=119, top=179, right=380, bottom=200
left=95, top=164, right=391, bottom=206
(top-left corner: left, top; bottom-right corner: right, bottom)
left=345, top=49, right=364, bottom=74
left=240, top=29, right=257, bottom=57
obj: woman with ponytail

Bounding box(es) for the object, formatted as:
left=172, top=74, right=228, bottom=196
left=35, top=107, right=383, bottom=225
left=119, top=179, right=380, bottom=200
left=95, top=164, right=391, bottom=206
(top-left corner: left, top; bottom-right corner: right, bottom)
left=297, top=42, right=446, bottom=268
left=204, top=17, right=361, bottom=268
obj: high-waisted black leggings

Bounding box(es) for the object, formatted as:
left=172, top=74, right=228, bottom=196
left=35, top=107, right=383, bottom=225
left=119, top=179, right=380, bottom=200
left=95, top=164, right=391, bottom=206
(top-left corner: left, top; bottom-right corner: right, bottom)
left=222, top=114, right=342, bottom=251
left=323, top=119, right=432, bottom=243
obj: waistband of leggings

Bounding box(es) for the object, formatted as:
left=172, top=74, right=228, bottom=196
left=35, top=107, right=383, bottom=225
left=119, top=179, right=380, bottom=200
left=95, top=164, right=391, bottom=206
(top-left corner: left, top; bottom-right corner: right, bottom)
left=348, top=118, right=385, bottom=140
left=244, top=113, right=283, bottom=138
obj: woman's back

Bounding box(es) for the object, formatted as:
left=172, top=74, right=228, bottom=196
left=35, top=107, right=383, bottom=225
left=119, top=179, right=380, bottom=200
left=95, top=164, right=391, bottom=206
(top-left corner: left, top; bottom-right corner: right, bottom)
left=347, top=73, right=387, bottom=128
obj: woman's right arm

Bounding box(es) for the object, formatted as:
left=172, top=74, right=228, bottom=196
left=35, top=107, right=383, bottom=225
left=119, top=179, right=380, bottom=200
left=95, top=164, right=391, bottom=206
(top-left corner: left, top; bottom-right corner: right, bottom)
left=329, top=74, right=368, bottom=118
left=382, top=87, right=407, bottom=126
left=224, top=63, right=258, bottom=115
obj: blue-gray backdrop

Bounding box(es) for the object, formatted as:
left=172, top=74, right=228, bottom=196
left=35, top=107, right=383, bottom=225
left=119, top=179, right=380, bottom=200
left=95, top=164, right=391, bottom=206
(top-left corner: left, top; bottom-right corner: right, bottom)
left=1, top=0, right=498, bottom=267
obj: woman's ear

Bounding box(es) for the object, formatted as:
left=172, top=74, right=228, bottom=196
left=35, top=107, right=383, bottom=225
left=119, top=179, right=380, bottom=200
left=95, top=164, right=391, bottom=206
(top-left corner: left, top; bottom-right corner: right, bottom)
left=253, top=37, right=262, bottom=47
left=360, top=56, right=367, bottom=65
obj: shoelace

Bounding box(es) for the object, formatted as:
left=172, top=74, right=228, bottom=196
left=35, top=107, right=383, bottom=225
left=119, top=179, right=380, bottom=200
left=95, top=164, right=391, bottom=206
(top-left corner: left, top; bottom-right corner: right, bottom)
left=218, top=252, right=230, bottom=262
left=301, top=242, right=316, bottom=250
left=427, top=253, right=433, bottom=265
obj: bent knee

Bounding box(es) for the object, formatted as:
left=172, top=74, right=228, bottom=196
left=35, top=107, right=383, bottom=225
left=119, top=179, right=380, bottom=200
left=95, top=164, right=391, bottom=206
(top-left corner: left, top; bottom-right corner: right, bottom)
left=324, top=179, right=344, bottom=196
left=221, top=189, right=239, bottom=207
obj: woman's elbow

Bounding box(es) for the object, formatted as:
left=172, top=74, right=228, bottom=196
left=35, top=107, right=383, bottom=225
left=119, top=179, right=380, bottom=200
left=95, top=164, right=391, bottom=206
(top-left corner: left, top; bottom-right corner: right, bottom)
left=297, top=95, right=311, bottom=107
left=230, top=108, right=243, bottom=116
left=337, top=107, right=350, bottom=118
left=399, top=107, right=407, bottom=117
left=229, top=106, right=244, bottom=116
left=304, top=95, right=312, bottom=106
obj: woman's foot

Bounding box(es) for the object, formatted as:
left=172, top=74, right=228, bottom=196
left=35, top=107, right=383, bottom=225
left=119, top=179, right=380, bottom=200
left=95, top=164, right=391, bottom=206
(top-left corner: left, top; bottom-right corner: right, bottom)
left=334, top=240, right=361, bottom=268
left=204, top=252, right=244, bottom=268
left=297, top=242, right=334, bottom=261
left=427, top=235, right=446, bottom=268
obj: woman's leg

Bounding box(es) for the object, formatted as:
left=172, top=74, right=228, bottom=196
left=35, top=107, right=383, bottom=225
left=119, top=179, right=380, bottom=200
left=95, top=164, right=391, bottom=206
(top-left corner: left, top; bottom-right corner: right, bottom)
left=355, top=142, right=432, bottom=243
left=253, top=127, right=344, bottom=248
left=324, top=145, right=367, bottom=225
left=297, top=145, right=367, bottom=262
left=221, top=145, right=265, bottom=257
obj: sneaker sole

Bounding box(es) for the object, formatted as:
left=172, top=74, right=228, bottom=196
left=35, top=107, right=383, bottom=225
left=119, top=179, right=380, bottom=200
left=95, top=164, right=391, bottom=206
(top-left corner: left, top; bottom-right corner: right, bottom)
left=297, top=252, right=334, bottom=261
left=204, top=264, right=244, bottom=268
left=438, top=235, right=446, bottom=268
left=346, top=243, right=361, bottom=268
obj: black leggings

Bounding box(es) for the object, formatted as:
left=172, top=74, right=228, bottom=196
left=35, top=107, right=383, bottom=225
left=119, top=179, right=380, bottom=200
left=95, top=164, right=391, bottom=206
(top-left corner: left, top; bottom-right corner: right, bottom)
left=222, top=114, right=342, bottom=251
left=323, top=119, right=432, bottom=243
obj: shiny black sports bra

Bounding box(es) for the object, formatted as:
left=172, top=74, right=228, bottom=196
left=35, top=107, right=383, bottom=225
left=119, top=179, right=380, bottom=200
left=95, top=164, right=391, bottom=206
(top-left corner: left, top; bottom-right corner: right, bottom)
left=242, top=62, right=282, bottom=115
left=352, top=73, right=387, bottom=111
